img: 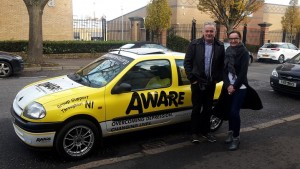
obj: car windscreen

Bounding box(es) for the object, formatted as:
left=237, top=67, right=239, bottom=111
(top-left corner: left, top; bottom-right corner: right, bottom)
left=68, top=54, right=133, bottom=88
left=287, top=53, right=300, bottom=64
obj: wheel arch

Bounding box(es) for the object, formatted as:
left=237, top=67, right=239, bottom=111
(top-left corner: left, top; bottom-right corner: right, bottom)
left=55, top=114, right=103, bottom=141
left=53, top=115, right=103, bottom=160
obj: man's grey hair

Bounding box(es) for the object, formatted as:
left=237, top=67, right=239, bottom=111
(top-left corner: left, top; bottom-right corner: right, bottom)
left=204, top=21, right=216, bottom=28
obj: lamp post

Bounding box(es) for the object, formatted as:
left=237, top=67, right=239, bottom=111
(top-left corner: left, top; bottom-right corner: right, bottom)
left=121, top=6, right=124, bottom=41
left=93, top=1, right=96, bottom=19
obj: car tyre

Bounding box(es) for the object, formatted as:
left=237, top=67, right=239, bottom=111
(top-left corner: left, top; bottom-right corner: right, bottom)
left=278, top=55, right=284, bottom=64
left=210, top=114, right=223, bottom=132
left=0, top=61, right=12, bottom=77
left=55, top=119, right=100, bottom=161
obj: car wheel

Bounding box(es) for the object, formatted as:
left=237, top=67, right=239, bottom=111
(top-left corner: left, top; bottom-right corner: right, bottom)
left=0, top=61, right=12, bottom=77
left=210, top=114, right=223, bottom=132
left=278, top=55, right=284, bottom=64
left=55, top=119, right=100, bottom=160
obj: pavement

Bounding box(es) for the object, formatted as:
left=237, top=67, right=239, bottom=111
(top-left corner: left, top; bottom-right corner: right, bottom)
left=24, top=58, right=97, bottom=71
left=71, top=115, right=300, bottom=169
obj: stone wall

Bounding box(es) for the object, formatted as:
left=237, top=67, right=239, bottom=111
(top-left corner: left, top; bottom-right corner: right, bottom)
left=0, top=0, right=73, bottom=41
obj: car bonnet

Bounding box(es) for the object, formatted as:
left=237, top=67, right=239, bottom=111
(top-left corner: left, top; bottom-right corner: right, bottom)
left=276, top=63, right=300, bottom=74
left=14, top=75, right=83, bottom=114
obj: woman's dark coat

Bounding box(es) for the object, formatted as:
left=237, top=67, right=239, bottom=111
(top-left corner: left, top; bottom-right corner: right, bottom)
left=213, top=85, right=263, bottom=120
left=213, top=44, right=263, bottom=120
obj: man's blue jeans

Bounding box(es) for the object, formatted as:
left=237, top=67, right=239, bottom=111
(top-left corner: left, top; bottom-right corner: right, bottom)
left=229, top=88, right=247, bottom=137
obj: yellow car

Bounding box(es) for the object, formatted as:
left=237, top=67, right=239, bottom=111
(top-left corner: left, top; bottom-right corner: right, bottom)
left=11, top=48, right=223, bottom=160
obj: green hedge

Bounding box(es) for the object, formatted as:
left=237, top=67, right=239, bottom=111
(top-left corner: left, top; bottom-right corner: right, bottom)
left=167, top=35, right=190, bottom=53
left=0, top=41, right=28, bottom=52
left=0, top=39, right=190, bottom=54
left=0, top=40, right=260, bottom=54
left=0, top=41, right=128, bottom=54
left=245, top=44, right=260, bottom=53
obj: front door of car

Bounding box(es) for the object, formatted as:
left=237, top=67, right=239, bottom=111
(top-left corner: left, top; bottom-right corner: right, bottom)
left=104, top=59, right=186, bottom=134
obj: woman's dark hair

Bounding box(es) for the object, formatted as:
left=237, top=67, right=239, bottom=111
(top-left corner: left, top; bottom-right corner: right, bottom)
left=228, top=30, right=241, bottom=38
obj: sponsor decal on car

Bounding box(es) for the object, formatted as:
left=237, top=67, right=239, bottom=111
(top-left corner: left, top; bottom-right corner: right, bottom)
left=110, top=113, right=174, bottom=132
left=56, top=96, right=95, bottom=113
left=36, top=137, right=51, bottom=143
left=126, top=91, right=185, bottom=114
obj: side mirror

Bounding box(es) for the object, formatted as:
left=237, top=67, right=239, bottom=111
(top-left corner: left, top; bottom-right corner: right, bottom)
left=111, top=83, right=132, bottom=94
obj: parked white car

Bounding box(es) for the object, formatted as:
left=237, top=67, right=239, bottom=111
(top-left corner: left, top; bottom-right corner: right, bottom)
left=257, top=42, right=300, bottom=63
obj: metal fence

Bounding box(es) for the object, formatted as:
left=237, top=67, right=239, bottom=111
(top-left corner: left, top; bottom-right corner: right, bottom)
left=106, top=20, right=131, bottom=41
left=171, top=24, right=203, bottom=40
left=73, top=19, right=104, bottom=41
left=170, top=24, right=299, bottom=47
left=73, top=19, right=300, bottom=47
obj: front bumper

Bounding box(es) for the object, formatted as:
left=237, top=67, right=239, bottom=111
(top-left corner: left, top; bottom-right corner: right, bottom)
left=11, top=106, right=62, bottom=147
left=12, top=122, right=55, bottom=147
left=11, top=59, right=24, bottom=73
left=270, top=76, right=300, bottom=96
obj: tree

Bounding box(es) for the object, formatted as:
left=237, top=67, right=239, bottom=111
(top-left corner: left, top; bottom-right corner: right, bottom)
left=23, top=0, right=50, bottom=64
left=197, top=0, right=264, bottom=36
left=281, top=0, right=300, bottom=42
left=145, top=0, right=172, bottom=42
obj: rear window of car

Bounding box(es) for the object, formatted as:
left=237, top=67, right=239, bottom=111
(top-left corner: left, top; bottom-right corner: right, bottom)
left=262, top=43, right=280, bottom=48
left=120, top=44, right=135, bottom=49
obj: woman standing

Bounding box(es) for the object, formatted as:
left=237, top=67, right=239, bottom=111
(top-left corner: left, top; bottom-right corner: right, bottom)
left=222, top=30, right=262, bottom=151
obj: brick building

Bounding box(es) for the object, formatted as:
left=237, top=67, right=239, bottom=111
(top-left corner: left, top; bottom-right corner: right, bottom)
left=0, top=0, right=73, bottom=41
left=0, top=0, right=292, bottom=45
left=107, top=0, right=290, bottom=45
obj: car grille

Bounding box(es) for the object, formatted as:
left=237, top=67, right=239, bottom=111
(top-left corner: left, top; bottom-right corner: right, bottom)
left=280, top=75, right=300, bottom=81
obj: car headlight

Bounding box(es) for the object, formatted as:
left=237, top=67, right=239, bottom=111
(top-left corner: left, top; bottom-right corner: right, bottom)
left=15, top=56, right=23, bottom=60
left=23, top=102, right=46, bottom=119
left=271, top=69, right=278, bottom=77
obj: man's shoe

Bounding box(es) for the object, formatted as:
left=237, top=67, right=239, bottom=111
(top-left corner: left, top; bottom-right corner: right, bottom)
left=225, top=131, right=233, bottom=144
left=202, top=133, right=217, bottom=143
left=228, top=136, right=240, bottom=151
left=191, top=134, right=200, bottom=143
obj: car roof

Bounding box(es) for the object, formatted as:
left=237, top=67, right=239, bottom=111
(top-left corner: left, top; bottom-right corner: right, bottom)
left=120, top=41, right=170, bottom=50
left=265, top=42, right=290, bottom=45
left=109, top=48, right=185, bottom=59
left=127, top=41, right=162, bottom=46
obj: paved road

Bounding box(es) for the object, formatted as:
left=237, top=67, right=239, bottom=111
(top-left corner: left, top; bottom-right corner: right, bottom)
left=74, top=117, right=300, bottom=169
left=1, top=61, right=300, bottom=169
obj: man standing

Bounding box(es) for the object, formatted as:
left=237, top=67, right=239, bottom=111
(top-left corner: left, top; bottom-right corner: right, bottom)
left=184, top=21, right=225, bottom=143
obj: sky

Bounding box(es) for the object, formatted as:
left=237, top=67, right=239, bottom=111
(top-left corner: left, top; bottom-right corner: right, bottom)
left=72, top=0, right=150, bottom=20
left=73, top=0, right=292, bottom=21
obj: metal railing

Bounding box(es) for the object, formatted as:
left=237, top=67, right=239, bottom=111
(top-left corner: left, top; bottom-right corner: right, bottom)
left=73, top=19, right=104, bottom=41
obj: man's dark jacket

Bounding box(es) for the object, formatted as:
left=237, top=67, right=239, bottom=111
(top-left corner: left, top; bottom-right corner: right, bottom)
left=184, top=37, right=225, bottom=84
